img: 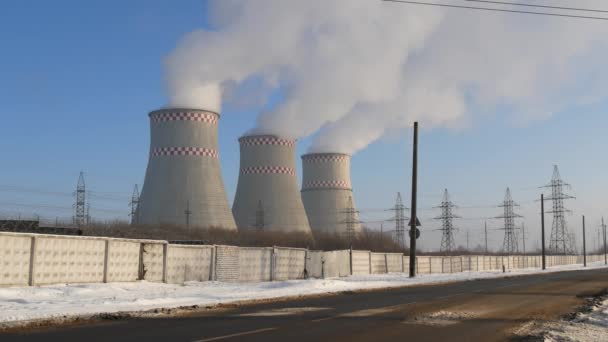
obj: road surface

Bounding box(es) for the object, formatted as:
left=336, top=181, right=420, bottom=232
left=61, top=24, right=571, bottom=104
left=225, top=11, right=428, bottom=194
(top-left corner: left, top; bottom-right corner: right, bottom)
left=3, top=268, right=607, bottom=342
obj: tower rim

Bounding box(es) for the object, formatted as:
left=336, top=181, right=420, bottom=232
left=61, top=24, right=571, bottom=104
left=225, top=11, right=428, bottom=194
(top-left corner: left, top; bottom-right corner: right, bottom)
left=148, top=108, right=220, bottom=118
left=302, top=152, right=351, bottom=159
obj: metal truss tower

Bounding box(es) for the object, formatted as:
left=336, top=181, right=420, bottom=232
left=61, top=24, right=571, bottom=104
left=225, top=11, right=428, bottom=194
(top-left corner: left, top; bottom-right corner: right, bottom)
left=73, top=172, right=86, bottom=226
left=435, top=189, right=459, bottom=254
left=497, top=188, right=522, bottom=255
left=342, top=195, right=360, bottom=243
left=129, top=184, right=140, bottom=225
left=542, top=165, right=575, bottom=255
left=389, top=192, right=408, bottom=248
left=255, top=200, right=265, bottom=230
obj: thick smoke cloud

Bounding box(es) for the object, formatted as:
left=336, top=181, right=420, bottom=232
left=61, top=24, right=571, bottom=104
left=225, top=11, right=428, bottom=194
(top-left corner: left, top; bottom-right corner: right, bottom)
left=166, top=0, right=608, bottom=154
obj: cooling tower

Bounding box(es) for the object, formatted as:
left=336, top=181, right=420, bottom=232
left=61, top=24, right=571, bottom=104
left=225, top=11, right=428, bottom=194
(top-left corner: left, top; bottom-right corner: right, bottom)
left=232, top=135, right=312, bottom=234
left=137, top=108, right=237, bottom=230
left=301, top=153, right=361, bottom=236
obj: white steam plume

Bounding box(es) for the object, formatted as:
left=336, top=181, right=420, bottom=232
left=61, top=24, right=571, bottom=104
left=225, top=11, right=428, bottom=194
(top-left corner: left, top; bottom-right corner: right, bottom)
left=166, top=0, right=608, bottom=154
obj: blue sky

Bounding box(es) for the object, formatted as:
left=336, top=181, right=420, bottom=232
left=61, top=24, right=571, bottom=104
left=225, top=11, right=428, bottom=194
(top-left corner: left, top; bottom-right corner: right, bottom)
left=1, top=0, right=607, bottom=252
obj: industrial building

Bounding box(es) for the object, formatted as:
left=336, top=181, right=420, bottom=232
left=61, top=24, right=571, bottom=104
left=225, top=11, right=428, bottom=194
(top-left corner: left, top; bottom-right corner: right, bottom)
left=137, top=108, right=237, bottom=230
left=301, top=153, right=361, bottom=237
left=232, top=135, right=312, bottom=234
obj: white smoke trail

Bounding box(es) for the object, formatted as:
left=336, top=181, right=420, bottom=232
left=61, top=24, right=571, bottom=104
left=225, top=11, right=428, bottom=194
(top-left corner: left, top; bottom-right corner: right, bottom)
left=166, top=0, right=608, bottom=154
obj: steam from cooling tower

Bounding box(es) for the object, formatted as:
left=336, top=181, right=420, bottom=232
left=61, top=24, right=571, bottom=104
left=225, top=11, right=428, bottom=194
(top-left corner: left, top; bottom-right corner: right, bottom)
left=166, top=0, right=608, bottom=154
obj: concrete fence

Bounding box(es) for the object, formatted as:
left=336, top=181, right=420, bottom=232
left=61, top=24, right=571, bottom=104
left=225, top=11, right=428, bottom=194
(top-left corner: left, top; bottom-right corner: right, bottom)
left=1, top=232, right=606, bottom=287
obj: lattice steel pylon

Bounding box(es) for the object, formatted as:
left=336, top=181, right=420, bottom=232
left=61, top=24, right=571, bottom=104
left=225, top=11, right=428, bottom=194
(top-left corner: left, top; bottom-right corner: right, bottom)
left=541, top=165, right=575, bottom=255
left=497, top=188, right=522, bottom=255
left=434, top=189, right=459, bottom=254
left=341, top=196, right=360, bottom=243
left=388, top=192, right=408, bottom=248
left=129, top=184, right=140, bottom=225
left=255, top=200, right=265, bottom=230
left=73, top=172, right=86, bottom=226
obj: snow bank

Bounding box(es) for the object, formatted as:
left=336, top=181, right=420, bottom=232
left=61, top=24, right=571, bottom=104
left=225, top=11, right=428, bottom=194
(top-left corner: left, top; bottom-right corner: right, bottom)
left=0, top=262, right=606, bottom=325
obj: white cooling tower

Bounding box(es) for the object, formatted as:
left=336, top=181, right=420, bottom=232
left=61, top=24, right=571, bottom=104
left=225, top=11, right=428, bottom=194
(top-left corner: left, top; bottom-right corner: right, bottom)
left=137, top=108, right=237, bottom=230
left=232, top=135, right=312, bottom=234
left=301, top=153, right=361, bottom=236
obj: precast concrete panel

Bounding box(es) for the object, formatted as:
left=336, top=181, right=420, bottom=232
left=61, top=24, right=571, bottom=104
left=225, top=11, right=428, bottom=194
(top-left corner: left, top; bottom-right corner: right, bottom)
left=232, top=135, right=311, bottom=233
left=430, top=256, right=443, bottom=274
left=386, top=253, right=403, bottom=273
left=321, top=251, right=340, bottom=278
left=34, top=235, right=105, bottom=285
left=306, top=251, right=324, bottom=278
left=0, top=233, right=32, bottom=286
left=337, top=250, right=351, bottom=277
left=165, top=245, right=213, bottom=283
left=351, top=250, right=371, bottom=275
left=403, top=256, right=410, bottom=273
left=138, top=109, right=237, bottom=230
left=215, top=245, right=239, bottom=282
left=238, top=247, right=272, bottom=282
left=370, top=253, right=387, bottom=274
left=301, top=153, right=361, bottom=236
left=416, top=256, right=431, bottom=274
left=274, top=247, right=306, bottom=280
left=106, top=239, right=141, bottom=282
left=142, top=243, right=165, bottom=282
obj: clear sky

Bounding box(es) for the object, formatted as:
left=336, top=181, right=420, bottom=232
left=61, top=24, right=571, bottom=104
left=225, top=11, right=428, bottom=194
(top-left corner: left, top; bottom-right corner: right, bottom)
left=1, top=0, right=607, bottom=253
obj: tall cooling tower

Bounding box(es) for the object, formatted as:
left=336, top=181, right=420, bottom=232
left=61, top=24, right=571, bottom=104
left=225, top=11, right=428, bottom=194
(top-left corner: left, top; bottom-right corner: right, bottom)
left=137, top=108, right=237, bottom=230
left=301, top=153, right=361, bottom=236
left=232, top=135, right=311, bottom=234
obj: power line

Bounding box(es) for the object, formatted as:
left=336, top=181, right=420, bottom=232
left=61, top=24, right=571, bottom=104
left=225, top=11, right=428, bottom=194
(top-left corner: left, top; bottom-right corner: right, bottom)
left=464, top=0, right=608, bottom=14
left=382, top=0, right=608, bottom=21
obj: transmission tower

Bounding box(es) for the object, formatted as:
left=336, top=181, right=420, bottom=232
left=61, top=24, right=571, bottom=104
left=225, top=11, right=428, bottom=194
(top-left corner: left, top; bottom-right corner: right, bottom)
left=184, top=200, right=192, bottom=229
left=388, top=192, right=408, bottom=248
left=497, top=188, right=522, bottom=255
left=541, top=165, right=575, bottom=255
left=342, top=196, right=360, bottom=243
left=434, top=189, right=459, bottom=254
left=255, top=200, right=265, bottom=230
left=73, top=172, right=86, bottom=226
left=129, top=184, right=140, bottom=225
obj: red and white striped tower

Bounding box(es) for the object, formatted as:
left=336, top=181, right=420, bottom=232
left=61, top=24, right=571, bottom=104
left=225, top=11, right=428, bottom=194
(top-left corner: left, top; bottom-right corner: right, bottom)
left=232, top=135, right=311, bottom=233
left=137, top=108, right=237, bottom=230
left=301, top=153, right=361, bottom=236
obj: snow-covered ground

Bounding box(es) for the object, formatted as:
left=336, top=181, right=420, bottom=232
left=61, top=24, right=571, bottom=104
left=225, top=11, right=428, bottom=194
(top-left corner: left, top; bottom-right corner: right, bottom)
left=0, top=262, right=606, bottom=327
left=516, top=296, right=608, bottom=341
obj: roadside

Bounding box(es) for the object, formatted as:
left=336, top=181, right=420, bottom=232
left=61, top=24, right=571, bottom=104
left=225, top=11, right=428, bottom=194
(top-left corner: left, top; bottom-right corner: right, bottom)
left=513, top=291, right=608, bottom=341
left=1, top=262, right=607, bottom=331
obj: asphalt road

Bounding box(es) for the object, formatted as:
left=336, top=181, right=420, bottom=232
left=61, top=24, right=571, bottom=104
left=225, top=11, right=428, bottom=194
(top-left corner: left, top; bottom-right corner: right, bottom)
left=3, top=268, right=608, bottom=342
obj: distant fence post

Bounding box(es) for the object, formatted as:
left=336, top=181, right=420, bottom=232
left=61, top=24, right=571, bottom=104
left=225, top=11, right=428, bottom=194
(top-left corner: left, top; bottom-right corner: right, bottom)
left=270, top=246, right=276, bottom=281
left=137, top=243, right=145, bottom=280
left=368, top=252, right=372, bottom=274
left=28, top=235, right=37, bottom=286
left=103, top=239, right=110, bottom=283
left=209, top=245, right=216, bottom=281
left=349, top=246, right=353, bottom=276
left=162, top=243, right=168, bottom=283
left=304, top=249, right=309, bottom=279
left=384, top=253, right=388, bottom=274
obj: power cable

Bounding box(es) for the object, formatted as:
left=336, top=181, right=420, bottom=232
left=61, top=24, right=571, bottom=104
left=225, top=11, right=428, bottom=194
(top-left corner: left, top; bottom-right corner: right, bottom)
left=464, top=0, right=608, bottom=13
left=382, top=0, right=608, bottom=21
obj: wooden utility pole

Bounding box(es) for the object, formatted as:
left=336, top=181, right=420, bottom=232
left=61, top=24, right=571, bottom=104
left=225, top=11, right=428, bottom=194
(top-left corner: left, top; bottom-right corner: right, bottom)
left=522, top=223, right=526, bottom=256
left=408, top=122, right=419, bottom=278
left=582, top=215, right=586, bottom=267
left=484, top=221, right=488, bottom=254
left=541, top=194, right=546, bottom=270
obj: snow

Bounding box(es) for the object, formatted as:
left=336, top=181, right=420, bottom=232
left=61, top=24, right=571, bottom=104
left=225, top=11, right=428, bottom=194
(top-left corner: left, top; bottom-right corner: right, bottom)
left=539, top=297, right=608, bottom=342
left=0, top=261, right=606, bottom=326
